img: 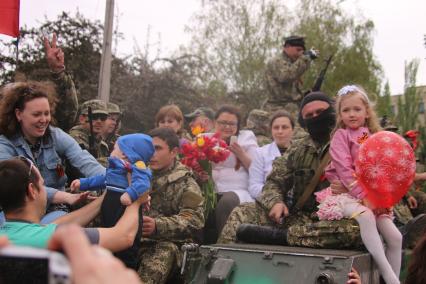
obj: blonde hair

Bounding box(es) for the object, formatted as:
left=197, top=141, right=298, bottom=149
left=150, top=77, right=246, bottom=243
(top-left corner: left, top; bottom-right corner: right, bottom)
left=333, top=85, right=381, bottom=135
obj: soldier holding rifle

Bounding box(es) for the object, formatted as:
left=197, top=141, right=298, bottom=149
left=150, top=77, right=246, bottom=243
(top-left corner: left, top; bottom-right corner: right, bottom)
left=69, top=100, right=110, bottom=166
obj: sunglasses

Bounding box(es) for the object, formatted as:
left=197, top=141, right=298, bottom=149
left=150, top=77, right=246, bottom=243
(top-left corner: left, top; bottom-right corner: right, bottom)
left=17, top=156, right=34, bottom=178
left=91, top=113, right=108, bottom=121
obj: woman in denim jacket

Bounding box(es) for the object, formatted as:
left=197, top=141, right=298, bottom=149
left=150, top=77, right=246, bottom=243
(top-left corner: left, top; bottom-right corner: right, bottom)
left=0, top=81, right=105, bottom=223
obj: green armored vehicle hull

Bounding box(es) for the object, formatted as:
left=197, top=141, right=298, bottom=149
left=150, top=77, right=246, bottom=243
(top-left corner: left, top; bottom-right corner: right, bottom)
left=182, top=243, right=380, bottom=284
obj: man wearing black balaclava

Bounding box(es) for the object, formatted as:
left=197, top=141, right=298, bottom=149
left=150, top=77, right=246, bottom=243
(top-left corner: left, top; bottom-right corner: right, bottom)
left=218, top=92, right=362, bottom=253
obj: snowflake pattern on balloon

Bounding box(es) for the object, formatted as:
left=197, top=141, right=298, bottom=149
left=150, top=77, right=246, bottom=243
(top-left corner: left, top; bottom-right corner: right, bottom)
left=381, top=136, right=393, bottom=143
left=384, top=148, right=395, bottom=158
left=367, top=150, right=377, bottom=159
left=356, top=131, right=415, bottom=208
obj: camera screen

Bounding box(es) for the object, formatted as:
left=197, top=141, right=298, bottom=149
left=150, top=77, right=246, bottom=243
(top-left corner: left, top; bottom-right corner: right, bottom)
left=0, top=255, right=48, bottom=284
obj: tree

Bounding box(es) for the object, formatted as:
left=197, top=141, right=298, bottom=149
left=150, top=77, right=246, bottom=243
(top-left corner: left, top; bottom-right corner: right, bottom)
left=397, top=59, right=421, bottom=133
left=376, top=81, right=393, bottom=119
left=0, top=12, right=104, bottom=102
left=184, top=0, right=383, bottom=112
left=184, top=0, right=289, bottom=110
left=0, top=12, right=206, bottom=133
left=292, top=0, right=382, bottom=98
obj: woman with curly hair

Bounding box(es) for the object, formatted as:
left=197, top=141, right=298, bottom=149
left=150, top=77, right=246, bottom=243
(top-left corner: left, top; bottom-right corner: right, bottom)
left=0, top=81, right=105, bottom=224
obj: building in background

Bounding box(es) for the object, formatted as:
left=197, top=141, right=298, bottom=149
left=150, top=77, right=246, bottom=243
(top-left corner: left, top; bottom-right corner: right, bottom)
left=391, top=85, right=426, bottom=125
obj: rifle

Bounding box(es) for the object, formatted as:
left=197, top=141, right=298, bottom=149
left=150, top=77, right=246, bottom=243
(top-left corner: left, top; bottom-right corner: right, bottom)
left=106, top=117, right=120, bottom=154
left=305, top=54, right=333, bottom=96
left=87, top=106, right=98, bottom=157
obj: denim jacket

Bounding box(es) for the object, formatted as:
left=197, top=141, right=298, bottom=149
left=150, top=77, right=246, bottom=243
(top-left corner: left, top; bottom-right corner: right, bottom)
left=0, top=126, right=105, bottom=201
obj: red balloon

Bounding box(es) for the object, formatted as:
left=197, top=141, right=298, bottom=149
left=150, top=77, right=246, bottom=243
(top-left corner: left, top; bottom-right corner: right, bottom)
left=355, top=131, right=416, bottom=208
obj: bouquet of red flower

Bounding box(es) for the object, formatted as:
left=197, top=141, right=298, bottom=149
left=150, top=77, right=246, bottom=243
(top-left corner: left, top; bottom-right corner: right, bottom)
left=181, top=126, right=230, bottom=216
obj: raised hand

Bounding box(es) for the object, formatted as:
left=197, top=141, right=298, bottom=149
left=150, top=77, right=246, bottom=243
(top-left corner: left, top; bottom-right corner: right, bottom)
left=43, top=33, right=65, bottom=73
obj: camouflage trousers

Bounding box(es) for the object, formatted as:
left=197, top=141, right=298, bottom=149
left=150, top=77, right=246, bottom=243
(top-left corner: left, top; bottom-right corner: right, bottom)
left=218, top=202, right=362, bottom=249
left=394, top=191, right=426, bottom=226
left=137, top=240, right=181, bottom=284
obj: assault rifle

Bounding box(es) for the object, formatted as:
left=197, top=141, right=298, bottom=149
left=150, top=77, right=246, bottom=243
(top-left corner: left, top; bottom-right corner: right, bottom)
left=87, top=106, right=98, bottom=157
left=304, top=54, right=333, bottom=96
left=106, top=116, right=121, bottom=154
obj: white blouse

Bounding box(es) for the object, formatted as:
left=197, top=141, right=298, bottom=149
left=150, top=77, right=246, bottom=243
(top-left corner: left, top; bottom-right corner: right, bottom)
left=212, top=130, right=259, bottom=203
left=248, top=142, right=281, bottom=199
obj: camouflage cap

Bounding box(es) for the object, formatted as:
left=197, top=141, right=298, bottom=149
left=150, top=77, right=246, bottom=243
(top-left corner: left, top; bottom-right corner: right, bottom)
left=184, top=107, right=215, bottom=120
left=246, top=109, right=270, bottom=135
left=107, top=102, right=121, bottom=115
left=80, top=99, right=108, bottom=115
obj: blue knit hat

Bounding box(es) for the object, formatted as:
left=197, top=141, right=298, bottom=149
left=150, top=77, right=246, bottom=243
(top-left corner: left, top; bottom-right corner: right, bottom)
left=117, top=133, right=154, bottom=164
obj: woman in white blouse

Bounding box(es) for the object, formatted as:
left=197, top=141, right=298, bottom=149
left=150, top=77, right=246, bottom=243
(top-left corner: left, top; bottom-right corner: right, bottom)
left=208, top=105, right=258, bottom=241
left=249, top=110, right=295, bottom=199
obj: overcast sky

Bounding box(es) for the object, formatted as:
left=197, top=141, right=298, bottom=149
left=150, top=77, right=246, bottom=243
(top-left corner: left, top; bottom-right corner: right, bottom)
left=1, top=0, right=425, bottom=95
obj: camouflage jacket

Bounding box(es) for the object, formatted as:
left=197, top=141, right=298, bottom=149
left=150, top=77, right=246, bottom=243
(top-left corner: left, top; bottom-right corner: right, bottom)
left=259, top=134, right=329, bottom=214
left=104, top=133, right=120, bottom=155
left=264, top=52, right=311, bottom=105
left=147, top=161, right=205, bottom=243
left=51, top=71, right=79, bottom=132
left=68, top=125, right=109, bottom=165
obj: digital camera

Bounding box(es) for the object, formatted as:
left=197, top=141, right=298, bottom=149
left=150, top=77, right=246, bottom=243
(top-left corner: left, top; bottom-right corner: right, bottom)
left=0, top=246, right=71, bottom=284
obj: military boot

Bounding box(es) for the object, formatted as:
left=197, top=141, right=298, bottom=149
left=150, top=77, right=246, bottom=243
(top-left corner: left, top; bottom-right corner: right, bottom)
left=236, top=224, right=287, bottom=245
left=401, top=213, right=426, bottom=249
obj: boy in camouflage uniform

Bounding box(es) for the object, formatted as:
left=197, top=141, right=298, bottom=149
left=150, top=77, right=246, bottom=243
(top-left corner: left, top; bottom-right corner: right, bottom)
left=69, top=99, right=110, bottom=166
left=137, top=128, right=204, bottom=284
left=219, top=92, right=362, bottom=248
left=263, top=36, right=318, bottom=116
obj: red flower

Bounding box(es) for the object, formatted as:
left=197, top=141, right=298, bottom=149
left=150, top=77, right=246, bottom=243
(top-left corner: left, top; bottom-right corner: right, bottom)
left=180, top=132, right=231, bottom=216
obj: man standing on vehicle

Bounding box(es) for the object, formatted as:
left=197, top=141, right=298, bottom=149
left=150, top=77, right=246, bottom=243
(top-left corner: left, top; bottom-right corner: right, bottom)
left=263, top=36, right=318, bottom=116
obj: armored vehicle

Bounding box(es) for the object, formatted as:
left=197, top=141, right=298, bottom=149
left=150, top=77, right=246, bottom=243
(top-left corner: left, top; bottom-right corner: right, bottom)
left=181, top=243, right=387, bottom=284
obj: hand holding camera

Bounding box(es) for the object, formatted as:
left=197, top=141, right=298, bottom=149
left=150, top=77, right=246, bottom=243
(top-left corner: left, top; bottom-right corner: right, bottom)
left=305, top=48, right=319, bottom=60
left=0, top=225, right=141, bottom=284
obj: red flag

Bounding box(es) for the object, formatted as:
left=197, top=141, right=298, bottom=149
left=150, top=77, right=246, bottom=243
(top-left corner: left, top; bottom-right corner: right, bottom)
left=0, top=0, right=20, bottom=37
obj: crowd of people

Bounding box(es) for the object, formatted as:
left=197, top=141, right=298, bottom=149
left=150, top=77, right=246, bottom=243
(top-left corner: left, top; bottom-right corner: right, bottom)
left=1, top=33, right=426, bottom=284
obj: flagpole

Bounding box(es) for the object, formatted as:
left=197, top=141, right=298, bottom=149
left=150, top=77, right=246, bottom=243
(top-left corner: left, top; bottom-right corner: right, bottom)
left=14, top=36, right=19, bottom=69
left=98, top=0, right=114, bottom=103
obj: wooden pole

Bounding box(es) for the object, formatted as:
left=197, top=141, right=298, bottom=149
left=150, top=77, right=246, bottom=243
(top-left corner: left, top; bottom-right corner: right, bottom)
left=98, top=0, right=114, bottom=102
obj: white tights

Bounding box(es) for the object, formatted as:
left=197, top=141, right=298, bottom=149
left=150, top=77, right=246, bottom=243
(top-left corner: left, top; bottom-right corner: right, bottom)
left=343, top=202, right=402, bottom=284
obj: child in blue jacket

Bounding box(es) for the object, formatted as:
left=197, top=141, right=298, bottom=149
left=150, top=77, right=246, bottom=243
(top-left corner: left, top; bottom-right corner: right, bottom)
left=71, top=133, right=154, bottom=269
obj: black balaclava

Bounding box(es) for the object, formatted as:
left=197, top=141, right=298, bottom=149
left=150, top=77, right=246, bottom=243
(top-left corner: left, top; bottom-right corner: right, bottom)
left=299, top=91, right=336, bottom=144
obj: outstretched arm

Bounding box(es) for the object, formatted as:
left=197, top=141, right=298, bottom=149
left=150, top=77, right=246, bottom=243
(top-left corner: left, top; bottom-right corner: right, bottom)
left=53, top=193, right=104, bottom=226
left=97, top=196, right=147, bottom=252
